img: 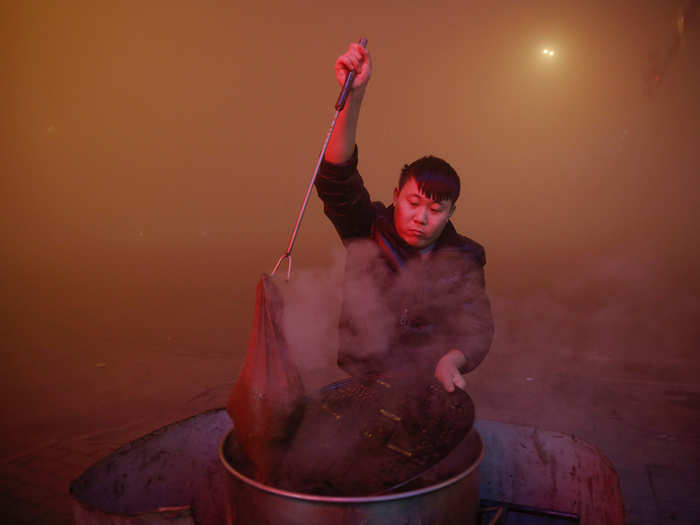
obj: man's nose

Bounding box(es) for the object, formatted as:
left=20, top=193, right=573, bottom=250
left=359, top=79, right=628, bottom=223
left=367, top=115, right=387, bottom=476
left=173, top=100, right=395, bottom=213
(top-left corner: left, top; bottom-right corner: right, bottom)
left=415, top=208, right=428, bottom=224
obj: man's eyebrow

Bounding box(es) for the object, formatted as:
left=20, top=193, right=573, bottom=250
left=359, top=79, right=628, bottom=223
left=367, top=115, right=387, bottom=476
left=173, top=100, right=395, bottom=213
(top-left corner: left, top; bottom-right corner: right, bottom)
left=408, top=193, right=445, bottom=204
left=407, top=192, right=449, bottom=206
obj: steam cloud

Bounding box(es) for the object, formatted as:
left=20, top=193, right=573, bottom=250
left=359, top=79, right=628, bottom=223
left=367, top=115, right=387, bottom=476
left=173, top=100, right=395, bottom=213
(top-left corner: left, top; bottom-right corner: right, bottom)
left=275, top=239, right=494, bottom=394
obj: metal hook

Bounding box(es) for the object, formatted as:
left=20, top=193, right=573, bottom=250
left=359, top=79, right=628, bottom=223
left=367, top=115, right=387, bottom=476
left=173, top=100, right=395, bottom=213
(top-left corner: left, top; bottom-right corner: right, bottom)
left=270, top=37, right=367, bottom=280
left=271, top=253, right=292, bottom=281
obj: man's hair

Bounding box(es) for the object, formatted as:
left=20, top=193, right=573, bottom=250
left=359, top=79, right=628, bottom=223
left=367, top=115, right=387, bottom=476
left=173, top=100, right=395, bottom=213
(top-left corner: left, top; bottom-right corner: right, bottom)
left=399, top=155, right=460, bottom=203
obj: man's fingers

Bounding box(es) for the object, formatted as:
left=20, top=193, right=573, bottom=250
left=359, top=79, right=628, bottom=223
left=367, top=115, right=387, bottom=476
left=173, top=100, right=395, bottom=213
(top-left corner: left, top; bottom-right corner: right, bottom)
left=334, top=42, right=371, bottom=89
left=337, top=69, right=347, bottom=85
left=341, top=46, right=369, bottom=71
left=348, top=42, right=365, bottom=55
left=453, top=373, right=467, bottom=392
left=338, top=55, right=355, bottom=72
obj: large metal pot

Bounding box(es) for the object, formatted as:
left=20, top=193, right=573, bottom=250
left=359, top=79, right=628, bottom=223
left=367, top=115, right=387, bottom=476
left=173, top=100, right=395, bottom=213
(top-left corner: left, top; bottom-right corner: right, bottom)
left=218, top=428, right=484, bottom=525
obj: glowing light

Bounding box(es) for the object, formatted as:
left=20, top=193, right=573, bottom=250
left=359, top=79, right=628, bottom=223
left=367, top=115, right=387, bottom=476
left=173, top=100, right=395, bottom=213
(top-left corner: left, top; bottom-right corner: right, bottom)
left=543, top=49, right=549, bottom=54
left=549, top=50, right=555, bottom=56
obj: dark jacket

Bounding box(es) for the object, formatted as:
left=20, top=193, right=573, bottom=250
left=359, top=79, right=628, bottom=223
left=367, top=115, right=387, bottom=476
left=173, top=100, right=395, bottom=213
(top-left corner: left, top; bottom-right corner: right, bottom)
left=315, top=147, right=494, bottom=377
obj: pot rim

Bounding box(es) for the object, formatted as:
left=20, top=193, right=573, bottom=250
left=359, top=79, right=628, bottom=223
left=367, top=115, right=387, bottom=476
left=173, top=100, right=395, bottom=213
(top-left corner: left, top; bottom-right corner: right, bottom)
left=218, top=429, right=484, bottom=504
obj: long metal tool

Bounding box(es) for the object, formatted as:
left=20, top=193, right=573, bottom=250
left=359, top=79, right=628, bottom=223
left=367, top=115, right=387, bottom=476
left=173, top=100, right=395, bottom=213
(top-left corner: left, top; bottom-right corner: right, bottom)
left=272, top=37, right=368, bottom=279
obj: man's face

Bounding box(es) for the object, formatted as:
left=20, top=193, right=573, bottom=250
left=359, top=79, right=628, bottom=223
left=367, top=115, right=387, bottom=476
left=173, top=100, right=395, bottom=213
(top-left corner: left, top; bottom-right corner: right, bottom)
left=393, top=177, right=455, bottom=248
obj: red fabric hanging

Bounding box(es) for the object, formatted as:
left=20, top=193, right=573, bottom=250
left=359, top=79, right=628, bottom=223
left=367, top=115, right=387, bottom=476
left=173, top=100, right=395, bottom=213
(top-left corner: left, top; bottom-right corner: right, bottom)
left=226, top=274, right=305, bottom=482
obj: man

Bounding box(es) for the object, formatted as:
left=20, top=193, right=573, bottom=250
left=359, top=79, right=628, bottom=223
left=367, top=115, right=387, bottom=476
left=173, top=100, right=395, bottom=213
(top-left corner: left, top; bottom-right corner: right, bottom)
left=315, top=42, right=494, bottom=393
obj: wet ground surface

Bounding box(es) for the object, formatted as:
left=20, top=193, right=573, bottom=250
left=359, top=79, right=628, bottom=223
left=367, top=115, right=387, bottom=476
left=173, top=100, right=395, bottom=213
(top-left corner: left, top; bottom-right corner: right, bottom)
left=1, top=242, right=698, bottom=524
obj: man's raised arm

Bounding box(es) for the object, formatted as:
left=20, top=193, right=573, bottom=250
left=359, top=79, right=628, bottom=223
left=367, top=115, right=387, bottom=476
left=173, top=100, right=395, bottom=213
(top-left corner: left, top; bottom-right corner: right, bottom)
left=324, top=42, right=372, bottom=164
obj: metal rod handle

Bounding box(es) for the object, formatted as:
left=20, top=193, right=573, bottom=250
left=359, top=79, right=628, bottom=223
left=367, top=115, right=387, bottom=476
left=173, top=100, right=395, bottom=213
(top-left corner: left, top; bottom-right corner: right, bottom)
left=271, top=37, right=368, bottom=278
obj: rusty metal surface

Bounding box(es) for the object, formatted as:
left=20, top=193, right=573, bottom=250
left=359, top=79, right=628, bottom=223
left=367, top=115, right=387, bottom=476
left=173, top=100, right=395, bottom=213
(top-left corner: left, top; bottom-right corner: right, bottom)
left=476, top=419, right=626, bottom=525
left=70, top=408, right=232, bottom=525
left=71, top=504, right=196, bottom=525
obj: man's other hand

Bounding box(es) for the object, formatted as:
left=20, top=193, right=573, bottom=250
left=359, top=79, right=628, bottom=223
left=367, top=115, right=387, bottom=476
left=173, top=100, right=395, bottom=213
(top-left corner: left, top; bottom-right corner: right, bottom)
left=435, top=349, right=467, bottom=392
left=334, top=42, right=372, bottom=91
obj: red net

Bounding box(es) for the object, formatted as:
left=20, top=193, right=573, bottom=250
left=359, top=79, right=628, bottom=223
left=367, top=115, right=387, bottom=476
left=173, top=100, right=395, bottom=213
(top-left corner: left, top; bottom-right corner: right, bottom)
left=226, top=274, right=305, bottom=482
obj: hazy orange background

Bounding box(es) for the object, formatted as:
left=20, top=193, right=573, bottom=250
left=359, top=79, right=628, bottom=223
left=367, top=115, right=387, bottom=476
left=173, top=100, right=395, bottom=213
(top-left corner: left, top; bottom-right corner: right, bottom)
left=2, top=0, right=698, bottom=483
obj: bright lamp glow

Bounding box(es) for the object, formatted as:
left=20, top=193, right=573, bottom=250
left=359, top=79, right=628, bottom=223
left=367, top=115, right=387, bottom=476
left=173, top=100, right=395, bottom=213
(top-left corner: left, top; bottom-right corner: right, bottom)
left=543, top=49, right=549, bottom=54
left=549, top=50, right=555, bottom=56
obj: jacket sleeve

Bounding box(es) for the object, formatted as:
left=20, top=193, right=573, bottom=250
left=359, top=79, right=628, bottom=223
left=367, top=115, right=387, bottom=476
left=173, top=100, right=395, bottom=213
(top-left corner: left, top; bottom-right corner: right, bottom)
left=455, top=262, right=494, bottom=373
left=437, top=250, right=494, bottom=373
left=314, top=146, right=376, bottom=241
